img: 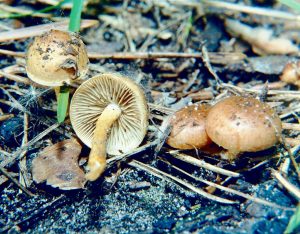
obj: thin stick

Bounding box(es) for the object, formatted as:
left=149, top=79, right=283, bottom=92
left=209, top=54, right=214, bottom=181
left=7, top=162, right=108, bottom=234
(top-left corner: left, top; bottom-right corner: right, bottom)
left=281, top=137, right=300, bottom=180
left=285, top=137, right=300, bottom=147
left=0, top=166, right=34, bottom=197
left=0, top=49, right=25, bottom=57
left=272, top=169, right=300, bottom=200
left=0, top=19, right=98, bottom=42
left=148, top=103, right=174, bottom=115
left=165, top=160, right=295, bottom=210
left=202, top=0, right=300, bottom=21
left=0, top=114, right=14, bottom=122
left=168, top=150, right=240, bottom=177
left=1, top=123, right=60, bottom=168
left=107, top=141, right=156, bottom=165
left=0, top=70, right=31, bottom=85
left=201, top=46, right=222, bottom=85
left=129, top=160, right=236, bottom=204
left=19, top=113, right=30, bottom=188
left=282, top=123, right=300, bottom=131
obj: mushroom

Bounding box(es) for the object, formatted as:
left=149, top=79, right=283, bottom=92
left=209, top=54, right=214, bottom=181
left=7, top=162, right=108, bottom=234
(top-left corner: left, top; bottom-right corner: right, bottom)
left=206, top=96, right=282, bottom=160
left=280, top=61, right=300, bottom=88
left=26, top=29, right=89, bottom=87
left=166, top=104, right=212, bottom=150
left=70, top=73, right=148, bottom=181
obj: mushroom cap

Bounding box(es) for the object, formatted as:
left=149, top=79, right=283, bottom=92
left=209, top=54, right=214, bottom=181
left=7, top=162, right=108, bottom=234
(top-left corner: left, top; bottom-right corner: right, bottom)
left=280, top=61, right=300, bottom=87
left=26, top=29, right=89, bottom=86
left=206, top=96, right=282, bottom=153
left=166, top=104, right=212, bottom=150
left=70, top=73, right=148, bottom=155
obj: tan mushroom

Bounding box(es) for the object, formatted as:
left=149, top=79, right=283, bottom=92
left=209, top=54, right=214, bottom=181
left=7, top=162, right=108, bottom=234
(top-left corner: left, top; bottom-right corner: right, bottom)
left=70, top=73, right=148, bottom=181
left=206, top=96, right=282, bottom=160
left=280, top=61, right=300, bottom=88
left=26, top=29, right=89, bottom=86
left=166, top=104, right=212, bottom=150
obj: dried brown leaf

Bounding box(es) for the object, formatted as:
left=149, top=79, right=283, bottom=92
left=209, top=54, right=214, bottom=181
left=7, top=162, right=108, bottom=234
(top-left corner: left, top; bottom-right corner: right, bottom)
left=32, top=139, right=86, bottom=190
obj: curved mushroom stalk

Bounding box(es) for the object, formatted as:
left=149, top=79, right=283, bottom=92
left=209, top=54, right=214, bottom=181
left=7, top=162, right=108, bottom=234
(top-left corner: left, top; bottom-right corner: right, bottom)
left=85, top=103, right=122, bottom=181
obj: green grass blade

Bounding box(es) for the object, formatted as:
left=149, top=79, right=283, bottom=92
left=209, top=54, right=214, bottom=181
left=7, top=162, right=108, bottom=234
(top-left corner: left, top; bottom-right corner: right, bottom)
left=3, top=0, right=71, bottom=19
left=279, top=0, right=300, bottom=12
left=57, top=0, right=84, bottom=123
left=57, top=86, right=70, bottom=123
left=68, top=0, right=84, bottom=32
left=285, top=204, right=300, bottom=234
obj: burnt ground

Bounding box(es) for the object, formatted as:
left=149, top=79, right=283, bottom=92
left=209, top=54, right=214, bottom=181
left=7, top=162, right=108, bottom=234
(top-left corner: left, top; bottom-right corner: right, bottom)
left=0, top=0, right=300, bottom=233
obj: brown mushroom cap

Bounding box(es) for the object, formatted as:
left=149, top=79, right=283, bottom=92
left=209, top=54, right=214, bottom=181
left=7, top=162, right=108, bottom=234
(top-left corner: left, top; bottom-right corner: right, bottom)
left=280, top=61, right=300, bottom=87
left=206, top=96, right=282, bottom=153
left=166, top=104, right=212, bottom=150
left=26, top=29, right=89, bottom=86
left=70, top=73, right=148, bottom=155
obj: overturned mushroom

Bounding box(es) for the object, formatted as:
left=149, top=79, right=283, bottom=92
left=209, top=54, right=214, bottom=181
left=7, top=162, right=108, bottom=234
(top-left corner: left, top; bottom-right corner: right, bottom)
left=70, top=73, right=148, bottom=181
left=32, top=139, right=86, bottom=190
left=26, top=29, right=89, bottom=86
left=206, top=96, right=282, bottom=160
left=166, top=104, right=212, bottom=150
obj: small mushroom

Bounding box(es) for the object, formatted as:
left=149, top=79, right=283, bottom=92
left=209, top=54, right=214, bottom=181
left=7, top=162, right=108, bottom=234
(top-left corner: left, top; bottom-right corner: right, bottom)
left=206, top=96, right=282, bottom=159
left=280, top=61, right=300, bottom=88
left=70, top=73, right=148, bottom=181
left=166, top=104, right=212, bottom=150
left=32, top=139, right=86, bottom=190
left=26, top=29, right=89, bottom=86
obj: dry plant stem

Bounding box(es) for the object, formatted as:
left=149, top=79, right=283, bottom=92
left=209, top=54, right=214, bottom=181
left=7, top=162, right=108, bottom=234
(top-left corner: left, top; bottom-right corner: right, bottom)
left=279, top=158, right=291, bottom=175
left=201, top=0, right=300, bottom=21
left=148, top=103, right=174, bottom=115
left=272, top=169, right=300, bottom=201
left=0, top=166, right=34, bottom=197
left=0, top=20, right=98, bottom=42
left=1, top=123, right=60, bottom=168
left=0, top=49, right=25, bottom=58
left=107, top=141, right=156, bottom=165
left=166, top=161, right=295, bottom=211
left=282, top=123, right=300, bottom=131
left=19, top=113, right=30, bottom=188
left=88, top=51, right=245, bottom=64
left=0, top=4, right=52, bottom=18
left=281, top=137, right=300, bottom=180
left=129, top=160, right=236, bottom=204
left=86, top=104, right=122, bottom=181
left=201, top=46, right=222, bottom=85
left=169, top=151, right=240, bottom=177
left=0, top=49, right=245, bottom=65
left=285, top=138, right=300, bottom=147
left=0, top=114, right=14, bottom=122
left=0, top=70, right=31, bottom=85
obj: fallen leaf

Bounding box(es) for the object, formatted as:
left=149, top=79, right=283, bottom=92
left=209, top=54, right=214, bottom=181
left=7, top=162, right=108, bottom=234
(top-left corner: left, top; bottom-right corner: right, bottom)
left=32, top=139, right=86, bottom=190
left=225, top=19, right=299, bottom=55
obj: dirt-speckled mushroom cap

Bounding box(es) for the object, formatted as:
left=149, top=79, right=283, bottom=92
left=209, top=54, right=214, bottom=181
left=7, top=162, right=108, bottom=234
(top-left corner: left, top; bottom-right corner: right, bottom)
left=70, top=73, right=148, bottom=155
left=206, top=96, right=282, bottom=153
left=166, top=104, right=212, bottom=150
left=26, top=29, right=89, bottom=86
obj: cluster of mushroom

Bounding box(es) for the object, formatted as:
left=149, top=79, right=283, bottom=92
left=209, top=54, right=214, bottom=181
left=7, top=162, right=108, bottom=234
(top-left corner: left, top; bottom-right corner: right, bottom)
left=26, top=30, right=282, bottom=184
left=26, top=30, right=149, bottom=182
left=166, top=96, right=282, bottom=160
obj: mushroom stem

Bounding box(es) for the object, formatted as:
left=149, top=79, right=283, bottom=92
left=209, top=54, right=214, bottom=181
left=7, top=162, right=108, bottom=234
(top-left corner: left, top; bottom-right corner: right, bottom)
left=85, top=103, right=122, bottom=181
